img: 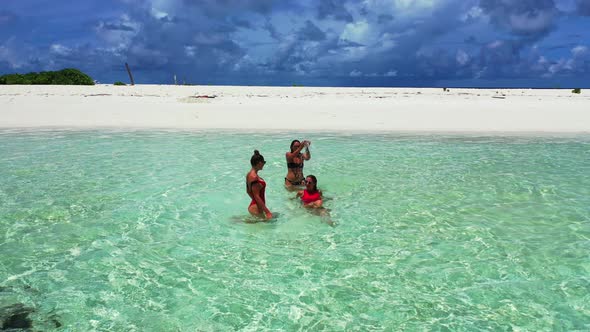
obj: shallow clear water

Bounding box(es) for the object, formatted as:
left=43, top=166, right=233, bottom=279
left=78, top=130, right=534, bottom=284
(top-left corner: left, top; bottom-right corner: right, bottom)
left=0, top=130, right=589, bottom=331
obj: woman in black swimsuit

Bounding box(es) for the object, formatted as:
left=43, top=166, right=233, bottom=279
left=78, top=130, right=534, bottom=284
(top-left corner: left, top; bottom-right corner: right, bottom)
left=285, top=139, right=311, bottom=189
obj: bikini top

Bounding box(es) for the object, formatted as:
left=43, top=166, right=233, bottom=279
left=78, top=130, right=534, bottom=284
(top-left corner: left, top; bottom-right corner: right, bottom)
left=301, top=189, right=321, bottom=204
left=287, top=162, right=304, bottom=169
left=287, top=151, right=305, bottom=170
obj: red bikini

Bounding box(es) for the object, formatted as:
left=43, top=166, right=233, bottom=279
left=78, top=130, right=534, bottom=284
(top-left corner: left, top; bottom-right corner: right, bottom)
left=301, top=189, right=320, bottom=204
left=248, top=177, right=266, bottom=207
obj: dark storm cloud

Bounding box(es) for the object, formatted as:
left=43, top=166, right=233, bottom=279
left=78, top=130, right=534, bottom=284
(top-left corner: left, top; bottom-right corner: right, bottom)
left=576, top=0, right=590, bottom=15
left=101, top=23, right=135, bottom=32
left=182, top=0, right=278, bottom=16
left=0, top=10, right=18, bottom=25
left=264, top=20, right=281, bottom=40
left=264, top=26, right=344, bottom=73
left=479, top=0, right=558, bottom=36
left=231, top=17, right=253, bottom=29
left=479, top=40, right=524, bottom=67
left=299, top=20, right=326, bottom=41
left=464, top=36, right=479, bottom=45
left=377, top=14, right=394, bottom=25
left=1, top=0, right=589, bottom=86
left=317, top=0, right=353, bottom=22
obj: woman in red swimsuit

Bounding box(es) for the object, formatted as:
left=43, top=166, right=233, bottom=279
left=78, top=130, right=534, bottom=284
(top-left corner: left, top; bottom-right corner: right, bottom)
left=296, top=175, right=334, bottom=225
left=246, top=150, right=272, bottom=220
left=296, top=175, right=323, bottom=208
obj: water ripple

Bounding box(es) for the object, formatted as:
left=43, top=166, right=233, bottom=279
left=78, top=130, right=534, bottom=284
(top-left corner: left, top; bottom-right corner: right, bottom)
left=1, top=130, right=589, bottom=330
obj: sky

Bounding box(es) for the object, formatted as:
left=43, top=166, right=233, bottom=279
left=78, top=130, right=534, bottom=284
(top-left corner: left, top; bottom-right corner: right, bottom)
left=1, top=0, right=589, bottom=87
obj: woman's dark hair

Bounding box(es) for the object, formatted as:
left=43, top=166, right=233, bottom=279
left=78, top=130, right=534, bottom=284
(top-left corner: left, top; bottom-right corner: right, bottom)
left=290, top=140, right=301, bottom=152
left=250, top=150, right=265, bottom=166
left=306, top=174, right=317, bottom=190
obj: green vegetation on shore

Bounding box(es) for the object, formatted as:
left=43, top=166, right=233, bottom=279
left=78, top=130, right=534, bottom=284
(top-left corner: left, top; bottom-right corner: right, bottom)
left=0, top=68, right=94, bottom=85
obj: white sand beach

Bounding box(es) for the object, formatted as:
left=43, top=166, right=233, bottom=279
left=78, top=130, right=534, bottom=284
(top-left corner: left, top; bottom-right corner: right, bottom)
left=1, top=85, right=589, bottom=133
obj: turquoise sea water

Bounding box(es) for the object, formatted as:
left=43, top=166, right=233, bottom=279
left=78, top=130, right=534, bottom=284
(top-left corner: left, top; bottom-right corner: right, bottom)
left=1, top=130, right=589, bottom=331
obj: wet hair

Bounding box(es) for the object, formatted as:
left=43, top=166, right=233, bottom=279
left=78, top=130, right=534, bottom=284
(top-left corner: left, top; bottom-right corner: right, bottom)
left=306, top=174, right=318, bottom=190
left=290, top=140, right=301, bottom=152
left=250, top=150, right=265, bottom=166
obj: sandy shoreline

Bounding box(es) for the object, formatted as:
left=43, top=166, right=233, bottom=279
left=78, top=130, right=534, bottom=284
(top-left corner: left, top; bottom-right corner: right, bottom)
left=1, top=85, right=589, bottom=133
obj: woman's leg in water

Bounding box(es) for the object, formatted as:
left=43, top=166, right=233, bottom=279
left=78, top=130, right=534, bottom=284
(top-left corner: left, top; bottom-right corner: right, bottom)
left=248, top=204, right=264, bottom=218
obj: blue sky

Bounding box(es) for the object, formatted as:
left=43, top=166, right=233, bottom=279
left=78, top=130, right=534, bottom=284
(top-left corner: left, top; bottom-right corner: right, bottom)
left=1, top=0, right=589, bottom=87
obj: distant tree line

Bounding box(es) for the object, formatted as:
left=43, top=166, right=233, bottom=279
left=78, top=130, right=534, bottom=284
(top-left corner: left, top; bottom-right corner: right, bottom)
left=0, top=68, right=94, bottom=85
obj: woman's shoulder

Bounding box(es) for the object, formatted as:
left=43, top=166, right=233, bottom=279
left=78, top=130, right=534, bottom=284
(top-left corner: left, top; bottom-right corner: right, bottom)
left=246, top=171, right=258, bottom=180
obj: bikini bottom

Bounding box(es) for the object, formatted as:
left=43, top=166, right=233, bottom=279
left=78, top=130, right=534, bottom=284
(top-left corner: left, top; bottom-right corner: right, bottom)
left=285, top=177, right=304, bottom=185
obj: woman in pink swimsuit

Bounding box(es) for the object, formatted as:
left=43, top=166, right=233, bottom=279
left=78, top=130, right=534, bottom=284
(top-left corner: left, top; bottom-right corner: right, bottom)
left=296, top=175, right=323, bottom=209
left=246, top=150, right=272, bottom=220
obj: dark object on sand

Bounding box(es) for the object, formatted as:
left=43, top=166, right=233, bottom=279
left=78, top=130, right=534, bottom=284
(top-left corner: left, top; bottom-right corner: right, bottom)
left=125, top=63, right=135, bottom=86
left=193, top=95, right=217, bottom=99
left=572, top=88, right=581, bottom=94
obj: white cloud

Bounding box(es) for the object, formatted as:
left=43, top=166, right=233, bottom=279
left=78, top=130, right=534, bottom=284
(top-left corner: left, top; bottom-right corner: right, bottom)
left=184, top=46, right=196, bottom=57
left=541, top=45, right=589, bottom=77
left=394, top=0, right=436, bottom=10
left=555, top=0, right=577, bottom=13
left=456, top=49, right=469, bottom=65
left=95, top=15, right=140, bottom=49
left=375, top=33, right=398, bottom=52
left=340, top=21, right=371, bottom=44
left=0, top=38, right=29, bottom=69
left=508, top=11, right=555, bottom=35
left=150, top=0, right=181, bottom=17
left=461, top=6, right=484, bottom=22
left=233, top=54, right=257, bottom=72
left=339, top=20, right=398, bottom=55
left=50, top=44, right=72, bottom=56
left=548, top=59, right=566, bottom=75
left=488, top=40, right=503, bottom=49
left=363, top=0, right=438, bottom=16
left=350, top=69, right=362, bottom=77
left=384, top=70, right=398, bottom=77
left=150, top=8, right=169, bottom=20
left=346, top=69, right=398, bottom=77
left=340, top=45, right=368, bottom=62
left=538, top=56, right=548, bottom=64
left=572, top=45, right=588, bottom=56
